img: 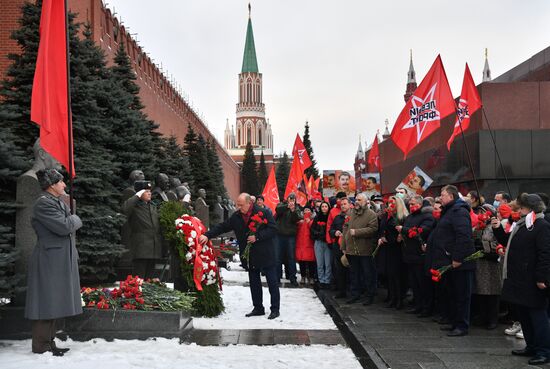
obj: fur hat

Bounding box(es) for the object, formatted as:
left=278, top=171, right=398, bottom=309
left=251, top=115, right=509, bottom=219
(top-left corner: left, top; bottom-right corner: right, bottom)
left=517, top=193, right=546, bottom=213
left=134, top=180, right=152, bottom=192
left=36, top=169, right=63, bottom=190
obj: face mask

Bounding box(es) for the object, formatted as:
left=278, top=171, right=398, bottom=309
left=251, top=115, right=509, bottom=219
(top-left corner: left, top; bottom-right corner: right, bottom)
left=373, top=203, right=381, bottom=212
left=409, top=204, right=421, bottom=213
left=396, top=193, right=405, bottom=199
left=493, top=200, right=500, bottom=208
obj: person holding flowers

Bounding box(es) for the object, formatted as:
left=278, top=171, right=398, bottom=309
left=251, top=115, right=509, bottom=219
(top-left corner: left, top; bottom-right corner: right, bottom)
left=398, top=195, right=435, bottom=316
left=378, top=195, right=408, bottom=310
left=492, top=193, right=550, bottom=366
left=427, top=185, right=475, bottom=337
left=471, top=204, right=503, bottom=330
left=310, top=201, right=332, bottom=289
left=200, top=193, right=280, bottom=320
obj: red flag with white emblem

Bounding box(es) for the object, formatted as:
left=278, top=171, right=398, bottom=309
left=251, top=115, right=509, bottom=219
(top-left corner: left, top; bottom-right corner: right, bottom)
left=446, top=63, right=482, bottom=150
left=292, top=134, right=312, bottom=171
left=261, top=167, right=280, bottom=213
left=367, top=135, right=382, bottom=172
left=391, top=55, right=455, bottom=158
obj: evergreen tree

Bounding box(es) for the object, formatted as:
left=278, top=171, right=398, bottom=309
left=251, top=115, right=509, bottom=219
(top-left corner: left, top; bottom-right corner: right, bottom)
left=241, top=142, right=259, bottom=195
left=69, top=21, right=125, bottom=282
left=0, top=1, right=41, bottom=156
left=156, top=135, right=192, bottom=184
left=257, top=150, right=268, bottom=191
left=276, top=151, right=290, bottom=200
left=206, top=138, right=227, bottom=198
left=303, top=121, right=320, bottom=179
left=184, top=125, right=214, bottom=198
left=0, top=126, right=27, bottom=302
left=0, top=1, right=41, bottom=302
left=108, top=40, right=158, bottom=186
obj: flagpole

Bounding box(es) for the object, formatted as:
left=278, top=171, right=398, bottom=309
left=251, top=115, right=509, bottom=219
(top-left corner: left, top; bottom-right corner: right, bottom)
left=481, top=108, right=512, bottom=196
left=64, top=0, right=74, bottom=214
left=456, top=113, right=482, bottom=197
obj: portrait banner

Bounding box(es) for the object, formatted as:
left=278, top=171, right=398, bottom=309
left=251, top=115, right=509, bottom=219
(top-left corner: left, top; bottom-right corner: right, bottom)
left=396, top=166, right=433, bottom=196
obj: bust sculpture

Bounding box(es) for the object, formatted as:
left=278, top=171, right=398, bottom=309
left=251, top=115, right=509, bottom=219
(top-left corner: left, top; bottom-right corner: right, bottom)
left=194, top=188, right=210, bottom=229
left=152, top=173, right=170, bottom=206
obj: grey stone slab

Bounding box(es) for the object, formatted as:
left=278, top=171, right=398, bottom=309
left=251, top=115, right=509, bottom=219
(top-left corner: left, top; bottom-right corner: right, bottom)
left=378, top=349, right=442, bottom=365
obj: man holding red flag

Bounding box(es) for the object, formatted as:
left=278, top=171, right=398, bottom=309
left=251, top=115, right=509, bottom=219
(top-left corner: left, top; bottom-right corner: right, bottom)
left=447, top=64, right=482, bottom=150
left=391, top=55, right=456, bottom=158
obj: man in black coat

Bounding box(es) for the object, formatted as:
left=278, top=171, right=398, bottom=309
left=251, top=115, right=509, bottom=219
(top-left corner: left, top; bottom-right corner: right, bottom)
left=200, top=193, right=280, bottom=319
left=427, top=185, right=475, bottom=336
left=329, top=197, right=351, bottom=299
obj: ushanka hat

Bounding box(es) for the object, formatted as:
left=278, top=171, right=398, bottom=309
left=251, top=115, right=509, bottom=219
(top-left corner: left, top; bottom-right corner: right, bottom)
left=134, top=180, right=152, bottom=192
left=517, top=193, right=546, bottom=213
left=36, top=169, right=64, bottom=190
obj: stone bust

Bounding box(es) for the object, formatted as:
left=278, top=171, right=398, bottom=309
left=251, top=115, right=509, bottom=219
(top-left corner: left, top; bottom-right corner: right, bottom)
left=152, top=173, right=170, bottom=204
left=121, top=169, right=145, bottom=203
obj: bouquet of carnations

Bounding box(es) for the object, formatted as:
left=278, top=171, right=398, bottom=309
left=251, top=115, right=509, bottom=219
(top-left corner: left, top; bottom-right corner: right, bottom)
left=243, top=211, right=268, bottom=260
left=429, top=250, right=485, bottom=282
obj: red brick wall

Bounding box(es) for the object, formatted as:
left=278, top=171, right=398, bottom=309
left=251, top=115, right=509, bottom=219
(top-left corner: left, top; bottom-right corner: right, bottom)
left=0, top=0, right=26, bottom=82
left=0, top=0, right=241, bottom=199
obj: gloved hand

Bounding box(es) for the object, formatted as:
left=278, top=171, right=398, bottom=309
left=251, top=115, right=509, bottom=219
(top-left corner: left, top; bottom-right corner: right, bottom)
left=136, top=189, right=146, bottom=198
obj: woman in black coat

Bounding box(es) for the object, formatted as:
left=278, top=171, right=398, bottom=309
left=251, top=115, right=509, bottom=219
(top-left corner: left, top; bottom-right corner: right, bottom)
left=492, top=193, right=550, bottom=365
left=399, top=196, right=435, bottom=315
left=379, top=196, right=408, bottom=309
left=311, top=201, right=332, bottom=288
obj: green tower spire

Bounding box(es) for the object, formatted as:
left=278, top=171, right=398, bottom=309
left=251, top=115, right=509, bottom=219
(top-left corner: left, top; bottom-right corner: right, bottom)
left=241, top=6, right=259, bottom=73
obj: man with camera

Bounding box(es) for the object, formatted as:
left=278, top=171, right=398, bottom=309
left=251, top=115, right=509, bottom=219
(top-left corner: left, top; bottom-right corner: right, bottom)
left=122, top=180, right=162, bottom=279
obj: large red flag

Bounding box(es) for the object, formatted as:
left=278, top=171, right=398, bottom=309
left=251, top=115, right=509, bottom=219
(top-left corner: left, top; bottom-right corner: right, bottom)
left=292, top=134, right=312, bottom=170
left=31, top=0, right=74, bottom=176
left=446, top=63, right=482, bottom=150
left=261, top=167, right=280, bottom=213
left=390, top=55, right=455, bottom=158
left=367, top=135, right=382, bottom=172
left=284, top=158, right=308, bottom=207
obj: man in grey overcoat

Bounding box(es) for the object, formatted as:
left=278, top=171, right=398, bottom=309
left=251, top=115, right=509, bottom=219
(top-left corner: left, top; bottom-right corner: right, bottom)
left=25, top=169, right=83, bottom=356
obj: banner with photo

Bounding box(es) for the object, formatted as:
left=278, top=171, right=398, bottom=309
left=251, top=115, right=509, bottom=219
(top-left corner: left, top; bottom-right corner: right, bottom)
left=396, top=166, right=433, bottom=196
left=322, top=170, right=356, bottom=198
left=360, top=173, right=381, bottom=199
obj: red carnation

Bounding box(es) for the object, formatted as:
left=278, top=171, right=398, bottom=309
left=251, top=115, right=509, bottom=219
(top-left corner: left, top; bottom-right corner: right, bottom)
left=258, top=211, right=264, bottom=217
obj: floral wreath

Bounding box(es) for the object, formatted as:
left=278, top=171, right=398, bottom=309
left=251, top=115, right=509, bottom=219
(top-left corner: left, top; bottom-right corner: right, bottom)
left=175, top=214, right=221, bottom=290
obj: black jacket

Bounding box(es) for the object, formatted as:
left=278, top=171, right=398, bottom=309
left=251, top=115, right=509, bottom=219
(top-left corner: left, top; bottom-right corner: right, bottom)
left=427, top=199, right=475, bottom=271
left=402, top=206, right=435, bottom=264
left=310, top=213, right=329, bottom=241
left=329, top=212, right=347, bottom=240
left=275, top=203, right=302, bottom=236
left=205, top=205, right=277, bottom=269
left=494, top=218, right=550, bottom=308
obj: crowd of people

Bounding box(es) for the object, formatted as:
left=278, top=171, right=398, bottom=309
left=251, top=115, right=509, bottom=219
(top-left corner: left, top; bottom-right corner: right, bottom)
left=244, top=186, right=550, bottom=366
left=25, top=166, right=550, bottom=365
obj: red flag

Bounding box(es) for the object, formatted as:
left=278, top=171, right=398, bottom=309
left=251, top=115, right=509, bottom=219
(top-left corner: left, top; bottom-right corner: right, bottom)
left=261, top=167, right=280, bottom=213
left=314, top=177, right=320, bottom=191
left=367, top=135, right=382, bottom=172
left=446, top=63, right=482, bottom=150
left=390, top=55, right=455, bottom=158
left=292, top=134, right=312, bottom=170
left=284, top=158, right=308, bottom=207
left=31, top=0, right=74, bottom=176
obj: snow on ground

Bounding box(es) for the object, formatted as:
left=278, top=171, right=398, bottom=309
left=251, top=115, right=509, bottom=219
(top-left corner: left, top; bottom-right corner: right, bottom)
left=0, top=339, right=362, bottom=369
left=220, top=261, right=249, bottom=284
left=193, top=285, right=336, bottom=330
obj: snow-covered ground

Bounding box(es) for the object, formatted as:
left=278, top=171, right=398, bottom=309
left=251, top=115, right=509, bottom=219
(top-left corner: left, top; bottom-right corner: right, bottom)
left=0, top=339, right=362, bottom=369
left=193, top=285, right=336, bottom=330
left=0, top=254, right=362, bottom=369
